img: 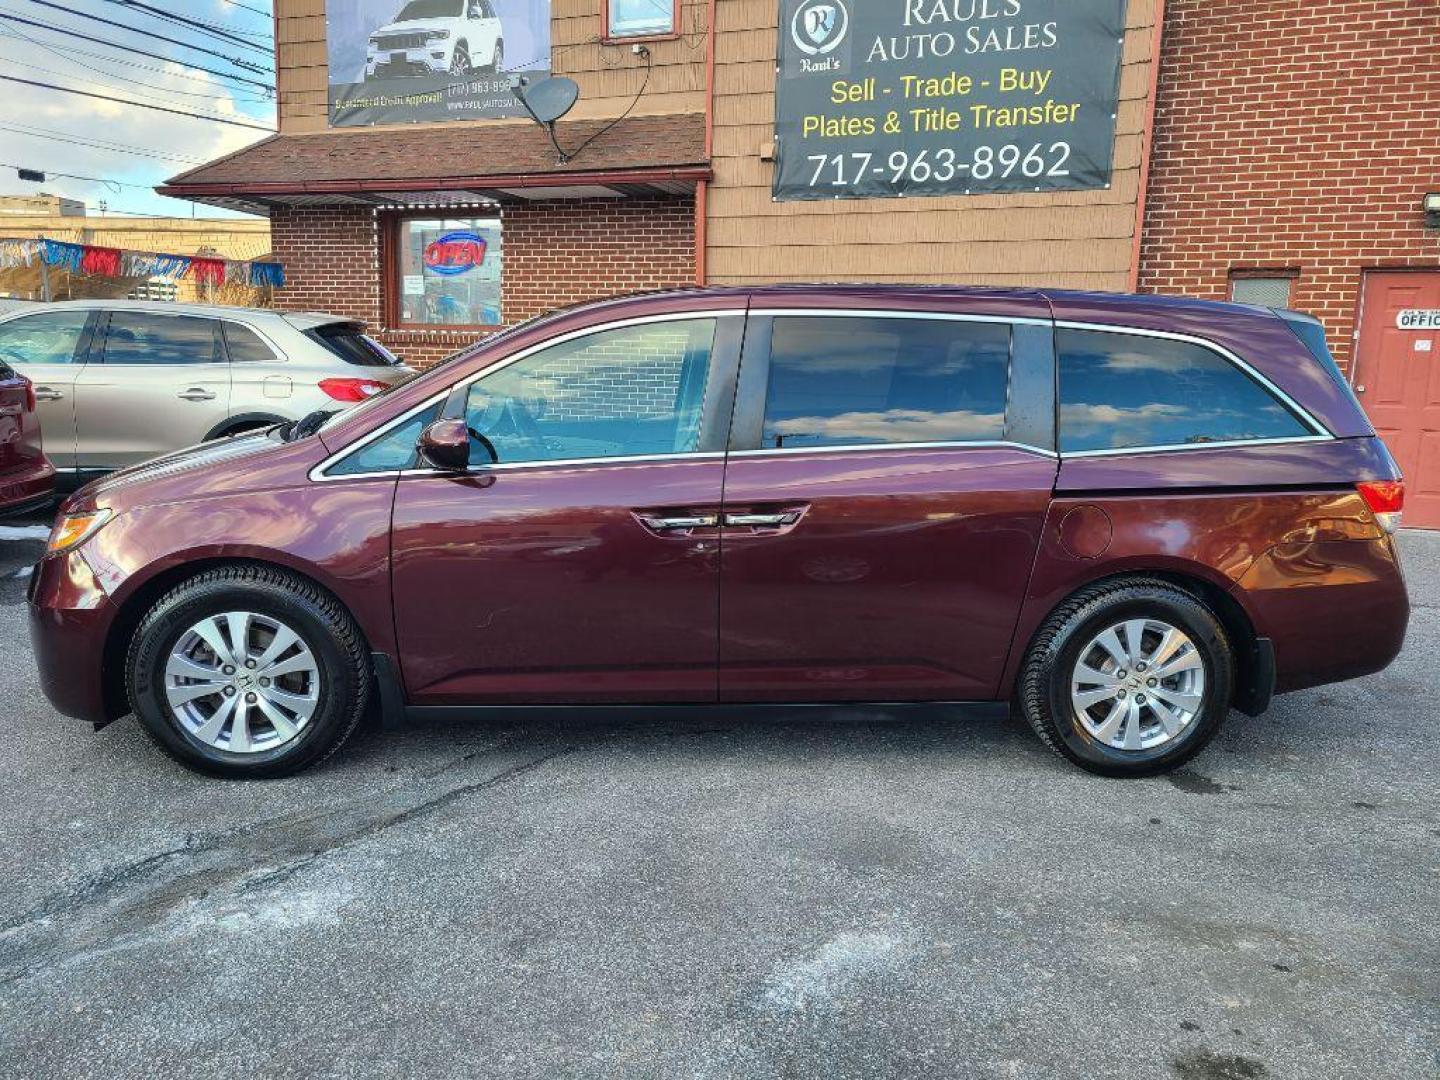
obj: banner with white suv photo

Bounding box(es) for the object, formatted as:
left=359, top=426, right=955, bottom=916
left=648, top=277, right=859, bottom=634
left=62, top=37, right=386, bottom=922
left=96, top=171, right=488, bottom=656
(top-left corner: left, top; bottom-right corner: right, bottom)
left=327, top=0, right=551, bottom=127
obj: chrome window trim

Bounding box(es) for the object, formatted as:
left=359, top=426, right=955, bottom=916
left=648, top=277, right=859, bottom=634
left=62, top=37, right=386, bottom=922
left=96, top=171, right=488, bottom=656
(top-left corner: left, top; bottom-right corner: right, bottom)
left=1062, top=434, right=1333, bottom=460
left=309, top=310, right=742, bottom=483
left=728, top=440, right=1057, bottom=460
left=1051, top=319, right=1334, bottom=451
left=749, top=307, right=1049, bottom=327
left=745, top=308, right=1034, bottom=455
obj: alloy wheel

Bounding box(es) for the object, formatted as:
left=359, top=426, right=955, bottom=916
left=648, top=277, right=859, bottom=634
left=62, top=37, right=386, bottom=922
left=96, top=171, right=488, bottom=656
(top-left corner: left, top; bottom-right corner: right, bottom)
left=1069, top=617, right=1207, bottom=751
left=164, top=611, right=321, bottom=754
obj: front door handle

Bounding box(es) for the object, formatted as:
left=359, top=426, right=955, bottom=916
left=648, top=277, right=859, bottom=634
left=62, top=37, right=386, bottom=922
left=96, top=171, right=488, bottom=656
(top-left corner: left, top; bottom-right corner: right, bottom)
left=723, top=511, right=802, bottom=527
left=637, top=513, right=719, bottom=531
left=32, top=387, right=63, bottom=401
left=178, top=388, right=217, bottom=402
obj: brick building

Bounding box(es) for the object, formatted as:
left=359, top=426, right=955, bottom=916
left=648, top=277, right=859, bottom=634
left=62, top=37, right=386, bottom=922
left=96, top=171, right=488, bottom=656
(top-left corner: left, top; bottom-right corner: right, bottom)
left=163, top=0, right=1438, bottom=493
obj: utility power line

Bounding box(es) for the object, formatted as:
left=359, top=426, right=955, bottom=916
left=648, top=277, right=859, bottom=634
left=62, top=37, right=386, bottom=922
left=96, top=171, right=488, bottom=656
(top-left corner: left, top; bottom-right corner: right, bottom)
left=21, top=0, right=274, bottom=75
left=0, top=10, right=275, bottom=93
left=0, top=122, right=209, bottom=164
left=218, top=0, right=272, bottom=22
left=3, top=162, right=160, bottom=191
left=0, top=41, right=276, bottom=105
left=0, top=75, right=275, bottom=131
left=105, top=0, right=274, bottom=57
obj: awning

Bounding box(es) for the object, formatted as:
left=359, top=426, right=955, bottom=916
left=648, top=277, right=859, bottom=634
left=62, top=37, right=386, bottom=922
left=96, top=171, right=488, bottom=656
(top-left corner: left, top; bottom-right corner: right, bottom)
left=158, top=113, right=709, bottom=216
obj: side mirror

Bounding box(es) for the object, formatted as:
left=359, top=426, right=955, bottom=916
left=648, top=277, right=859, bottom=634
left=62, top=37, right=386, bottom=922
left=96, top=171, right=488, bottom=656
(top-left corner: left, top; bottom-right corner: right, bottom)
left=417, top=418, right=471, bottom=472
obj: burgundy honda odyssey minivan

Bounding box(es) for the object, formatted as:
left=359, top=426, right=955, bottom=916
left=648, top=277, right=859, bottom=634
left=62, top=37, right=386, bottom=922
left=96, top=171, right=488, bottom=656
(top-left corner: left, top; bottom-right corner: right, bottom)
left=29, top=286, right=1409, bottom=778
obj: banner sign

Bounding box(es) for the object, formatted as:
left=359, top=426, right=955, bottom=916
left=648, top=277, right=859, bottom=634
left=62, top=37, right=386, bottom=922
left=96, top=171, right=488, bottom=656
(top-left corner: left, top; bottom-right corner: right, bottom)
left=772, top=0, right=1128, bottom=201
left=326, top=0, right=550, bottom=128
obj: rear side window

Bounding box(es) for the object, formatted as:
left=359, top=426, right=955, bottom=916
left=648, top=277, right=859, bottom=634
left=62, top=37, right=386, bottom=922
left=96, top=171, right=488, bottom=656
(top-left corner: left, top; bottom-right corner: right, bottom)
left=223, top=322, right=278, bottom=363
left=305, top=324, right=400, bottom=367
left=0, top=310, right=90, bottom=365
left=102, top=312, right=222, bottom=366
left=761, top=316, right=1011, bottom=449
left=1057, top=329, right=1311, bottom=453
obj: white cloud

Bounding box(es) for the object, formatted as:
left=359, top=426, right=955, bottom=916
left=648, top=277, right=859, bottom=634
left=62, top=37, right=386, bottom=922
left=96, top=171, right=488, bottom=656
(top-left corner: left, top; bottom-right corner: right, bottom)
left=0, top=0, right=275, bottom=218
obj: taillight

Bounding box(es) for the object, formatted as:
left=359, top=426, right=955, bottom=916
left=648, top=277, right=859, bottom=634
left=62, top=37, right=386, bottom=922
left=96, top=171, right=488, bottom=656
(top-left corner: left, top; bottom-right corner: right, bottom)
left=1357, top=480, right=1404, bottom=533
left=23, top=379, right=35, bottom=414
left=318, top=377, right=389, bottom=402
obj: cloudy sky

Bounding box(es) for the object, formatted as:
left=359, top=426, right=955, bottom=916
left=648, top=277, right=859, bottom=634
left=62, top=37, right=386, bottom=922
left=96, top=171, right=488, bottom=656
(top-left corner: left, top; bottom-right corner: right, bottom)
left=0, top=0, right=276, bottom=219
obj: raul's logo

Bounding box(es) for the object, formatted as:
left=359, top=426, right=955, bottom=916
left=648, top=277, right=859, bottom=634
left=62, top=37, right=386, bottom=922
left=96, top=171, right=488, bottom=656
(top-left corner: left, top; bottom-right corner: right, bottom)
left=791, top=0, right=848, bottom=56
left=423, top=231, right=487, bottom=276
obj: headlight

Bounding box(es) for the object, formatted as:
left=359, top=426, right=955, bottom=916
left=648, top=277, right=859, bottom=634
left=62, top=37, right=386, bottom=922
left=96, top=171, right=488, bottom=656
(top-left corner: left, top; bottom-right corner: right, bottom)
left=47, top=509, right=113, bottom=554
left=425, top=29, right=451, bottom=40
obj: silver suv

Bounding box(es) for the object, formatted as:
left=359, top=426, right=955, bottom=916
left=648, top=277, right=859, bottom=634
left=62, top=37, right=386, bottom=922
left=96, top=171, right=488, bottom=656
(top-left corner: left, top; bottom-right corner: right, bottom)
left=0, top=301, right=414, bottom=477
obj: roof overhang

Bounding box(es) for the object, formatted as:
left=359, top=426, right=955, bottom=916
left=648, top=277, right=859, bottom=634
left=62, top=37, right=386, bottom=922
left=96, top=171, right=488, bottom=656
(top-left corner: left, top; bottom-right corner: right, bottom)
left=157, top=114, right=710, bottom=216
left=158, top=166, right=711, bottom=216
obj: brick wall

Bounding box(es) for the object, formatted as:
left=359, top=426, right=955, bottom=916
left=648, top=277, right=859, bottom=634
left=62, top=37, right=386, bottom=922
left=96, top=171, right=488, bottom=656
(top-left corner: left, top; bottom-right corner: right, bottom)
left=269, top=196, right=696, bottom=369
left=1138, top=0, right=1440, bottom=372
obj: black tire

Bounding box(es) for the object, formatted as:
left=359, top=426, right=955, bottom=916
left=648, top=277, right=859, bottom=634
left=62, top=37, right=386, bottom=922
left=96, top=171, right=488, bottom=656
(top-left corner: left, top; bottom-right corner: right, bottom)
left=450, top=44, right=470, bottom=76
left=126, top=565, right=370, bottom=779
left=488, top=40, right=504, bottom=74
left=1018, top=577, right=1234, bottom=777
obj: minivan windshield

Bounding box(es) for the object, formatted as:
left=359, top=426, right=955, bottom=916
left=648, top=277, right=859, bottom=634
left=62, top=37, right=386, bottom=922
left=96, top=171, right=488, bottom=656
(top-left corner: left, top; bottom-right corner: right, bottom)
left=395, top=0, right=462, bottom=19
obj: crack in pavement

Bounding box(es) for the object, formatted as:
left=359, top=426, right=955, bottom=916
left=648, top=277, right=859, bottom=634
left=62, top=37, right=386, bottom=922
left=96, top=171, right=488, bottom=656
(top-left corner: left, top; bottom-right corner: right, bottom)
left=0, top=743, right=573, bottom=988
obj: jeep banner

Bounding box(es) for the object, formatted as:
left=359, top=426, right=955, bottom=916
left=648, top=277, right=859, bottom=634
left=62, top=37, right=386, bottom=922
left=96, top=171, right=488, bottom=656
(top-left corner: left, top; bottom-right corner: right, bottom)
left=326, top=0, right=551, bottom=128
left=772, top=0, right=1128, bottom=201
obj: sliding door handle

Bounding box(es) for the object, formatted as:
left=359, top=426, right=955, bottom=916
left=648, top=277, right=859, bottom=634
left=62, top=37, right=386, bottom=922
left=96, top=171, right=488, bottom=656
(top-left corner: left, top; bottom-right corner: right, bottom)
left=723, top=511, right=802, bottom=527
left=637, top=513, right=719, bottom=531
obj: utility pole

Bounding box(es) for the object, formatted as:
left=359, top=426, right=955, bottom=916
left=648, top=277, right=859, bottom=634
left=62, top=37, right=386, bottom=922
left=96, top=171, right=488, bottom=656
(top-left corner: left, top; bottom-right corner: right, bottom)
left=37, top=235, right=51, bottom=302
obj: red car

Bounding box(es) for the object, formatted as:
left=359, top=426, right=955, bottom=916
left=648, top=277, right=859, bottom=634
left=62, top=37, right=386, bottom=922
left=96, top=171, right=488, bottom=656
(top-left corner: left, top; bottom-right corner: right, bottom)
left=29, top=286, right=1409, bottom=779
left=0, top=359, right=54, bottom=517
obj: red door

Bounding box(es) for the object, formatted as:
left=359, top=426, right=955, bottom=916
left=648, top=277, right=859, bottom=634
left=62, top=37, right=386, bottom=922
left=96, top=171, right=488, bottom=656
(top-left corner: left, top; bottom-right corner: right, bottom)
left=1353, top=271, right=1440, bottom=529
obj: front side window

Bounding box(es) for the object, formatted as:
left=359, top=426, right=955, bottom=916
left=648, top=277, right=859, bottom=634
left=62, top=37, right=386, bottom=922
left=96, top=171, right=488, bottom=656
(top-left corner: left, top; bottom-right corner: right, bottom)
left=102, top=313, right=222, bottom=366
left=760, top=316, right=1011, bottom=450
left=1057, top=329, right=1312, bottom=453
left=464, top=319, right=716, bottom=464
left=606, top=0, right=675, bottom=39
left=396, top=217, right=502, bottom=328
left=0, top=310, right=90, bottom=366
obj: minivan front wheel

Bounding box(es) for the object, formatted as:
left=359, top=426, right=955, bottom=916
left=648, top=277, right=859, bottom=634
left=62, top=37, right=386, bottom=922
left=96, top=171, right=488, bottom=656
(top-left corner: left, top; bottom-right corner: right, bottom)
left=1019, top=579, right=1234, bottom=776
left=127, top=566, right=370, bottom=778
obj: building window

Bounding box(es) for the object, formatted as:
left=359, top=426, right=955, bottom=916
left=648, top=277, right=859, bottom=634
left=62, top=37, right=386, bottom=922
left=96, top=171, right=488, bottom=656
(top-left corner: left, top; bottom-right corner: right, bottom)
left=1230, top=274, right=1295, bottom=309
left=605, top=0, right=677, bottom=40
left=395, top=216, right=502, bottom=328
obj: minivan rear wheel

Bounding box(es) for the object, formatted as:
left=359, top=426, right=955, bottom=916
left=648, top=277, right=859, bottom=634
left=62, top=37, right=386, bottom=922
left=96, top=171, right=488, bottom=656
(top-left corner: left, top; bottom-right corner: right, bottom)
left=126, top=566, right=370, bottom=778
left=1018, top=578, right=1234, bottom=776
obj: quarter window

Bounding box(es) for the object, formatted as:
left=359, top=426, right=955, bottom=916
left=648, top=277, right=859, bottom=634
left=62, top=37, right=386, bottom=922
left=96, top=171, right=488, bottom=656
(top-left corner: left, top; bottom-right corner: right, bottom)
left=1057, top=329, right=1311, bottom=453
left=760, top=316, right=1011, bottom=450
left=0, top=310, right=90, bottom=365
left=329, top=403, right=443, bottom=476
left=222, top=322, right=277, bottom=363
left=463, top=319, right=716, bottom=464
left=102, top=312, right=221, bottom=366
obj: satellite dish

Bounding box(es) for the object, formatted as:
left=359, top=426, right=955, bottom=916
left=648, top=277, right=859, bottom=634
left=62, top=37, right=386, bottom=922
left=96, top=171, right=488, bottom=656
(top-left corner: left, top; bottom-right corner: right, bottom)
left=513, top=76, right=581, bottom=164
left=520, top=77, right=579, bottom=124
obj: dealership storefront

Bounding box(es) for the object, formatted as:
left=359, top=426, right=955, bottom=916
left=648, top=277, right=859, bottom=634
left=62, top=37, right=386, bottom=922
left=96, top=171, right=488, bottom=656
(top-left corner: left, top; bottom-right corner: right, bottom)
left=162, top=0, right=1440, bottom=514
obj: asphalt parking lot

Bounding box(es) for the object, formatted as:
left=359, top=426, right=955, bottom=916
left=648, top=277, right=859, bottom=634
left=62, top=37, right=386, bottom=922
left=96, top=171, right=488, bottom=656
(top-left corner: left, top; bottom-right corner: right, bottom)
left=0, top=512, right=1436, bottom=1080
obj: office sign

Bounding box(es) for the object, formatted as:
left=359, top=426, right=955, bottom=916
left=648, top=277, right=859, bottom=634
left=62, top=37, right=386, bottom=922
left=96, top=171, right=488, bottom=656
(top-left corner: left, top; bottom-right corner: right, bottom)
left=773, top=0, right=1128, bottom=201
left=326, top=0, right=551, bottom=128
left=1397, top=310, right=1440, bottom=330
